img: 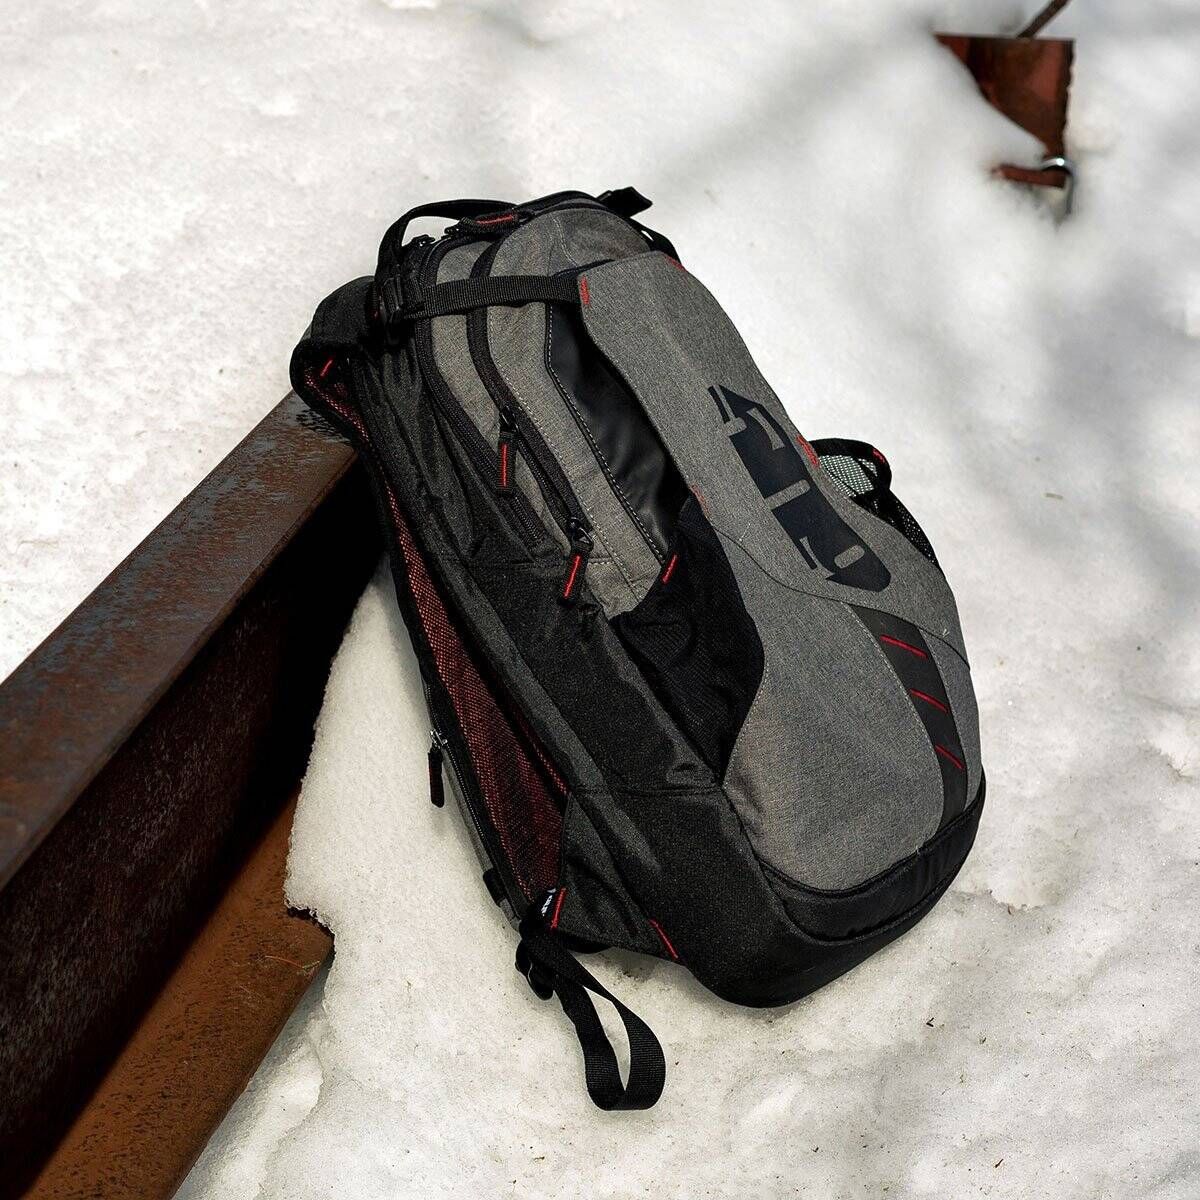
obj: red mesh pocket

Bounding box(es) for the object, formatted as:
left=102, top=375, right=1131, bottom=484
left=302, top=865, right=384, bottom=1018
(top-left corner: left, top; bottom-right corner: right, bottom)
left=310, top=368, right=566, bottom=902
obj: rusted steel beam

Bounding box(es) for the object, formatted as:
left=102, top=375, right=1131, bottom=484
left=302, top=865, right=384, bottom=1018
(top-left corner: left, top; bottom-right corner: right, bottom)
left=935, top=34, right=1074, bottom=188
left=22, top=791, right=331, bottom=1200
left=0, top=396, right=377, bottom=1194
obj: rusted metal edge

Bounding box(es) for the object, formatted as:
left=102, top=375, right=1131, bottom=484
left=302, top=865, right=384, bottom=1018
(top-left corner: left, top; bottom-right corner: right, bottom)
left=935, top=34, right=1074, bottom=187
left=0, top=396, right=378, bottom=1194
left=23, top=790, right=332, bottom=1200
left=0, top=394, right=358, bottom=888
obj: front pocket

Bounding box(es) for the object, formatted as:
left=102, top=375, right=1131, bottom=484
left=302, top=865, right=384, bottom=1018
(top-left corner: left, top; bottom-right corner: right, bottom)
left=545, top=300, right=688, bottom=564
left=576, top=251, right=970, bottom=661
left=611, top=496, right=762, bottom=777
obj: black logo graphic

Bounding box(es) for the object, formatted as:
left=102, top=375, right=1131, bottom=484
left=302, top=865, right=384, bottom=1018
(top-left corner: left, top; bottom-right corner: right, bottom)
left=710, top=385, right=889, bottom=592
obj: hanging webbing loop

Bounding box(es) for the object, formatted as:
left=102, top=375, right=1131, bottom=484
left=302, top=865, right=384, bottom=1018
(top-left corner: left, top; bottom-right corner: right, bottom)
left=516, top=907, right=666, bottom=1111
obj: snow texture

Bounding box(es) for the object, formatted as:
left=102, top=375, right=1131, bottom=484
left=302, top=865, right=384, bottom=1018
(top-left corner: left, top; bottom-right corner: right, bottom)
left=5, top=0, right=1198, bottom=1196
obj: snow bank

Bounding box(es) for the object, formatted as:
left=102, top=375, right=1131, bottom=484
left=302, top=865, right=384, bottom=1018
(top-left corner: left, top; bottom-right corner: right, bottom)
left=6, top=0, right=1197, bottom=1195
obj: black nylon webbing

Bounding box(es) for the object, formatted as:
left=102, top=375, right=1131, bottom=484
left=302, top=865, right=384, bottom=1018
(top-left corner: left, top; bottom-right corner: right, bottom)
left=396, top=274, right=582, bottom=322
left=516, top=910, right=666, bottom=1110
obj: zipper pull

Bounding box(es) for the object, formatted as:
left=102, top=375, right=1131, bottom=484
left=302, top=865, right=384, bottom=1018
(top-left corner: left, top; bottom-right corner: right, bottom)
left=427, top=730, right=446, bottom=807
left=560, top=520, right=593, bottom=605
left=497, top=408, right=517, bottom=494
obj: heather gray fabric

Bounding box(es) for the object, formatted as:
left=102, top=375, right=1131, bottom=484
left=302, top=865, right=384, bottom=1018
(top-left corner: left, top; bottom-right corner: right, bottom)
left=486, top=208, right=663, bottom=614
left=432, top=242, right=570, bottom=554
left=420, top=209, right=977, bottom=891
left=577, top=249, right=966, bottom=887
left=579, top=251, right=967, bottom=659
left=429, top=231, right=640, bottom=610
left=928, top=635, right=983, bottom=808
left=719, top=535, right=942, bottom=888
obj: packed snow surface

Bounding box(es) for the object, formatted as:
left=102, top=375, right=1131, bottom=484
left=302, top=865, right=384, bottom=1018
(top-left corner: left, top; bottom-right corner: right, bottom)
left=6, top=0, right=1198, bottom=1196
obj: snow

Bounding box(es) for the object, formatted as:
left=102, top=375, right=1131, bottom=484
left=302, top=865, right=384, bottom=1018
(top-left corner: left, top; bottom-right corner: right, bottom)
left=5, top=0, right=1199, bottom=1196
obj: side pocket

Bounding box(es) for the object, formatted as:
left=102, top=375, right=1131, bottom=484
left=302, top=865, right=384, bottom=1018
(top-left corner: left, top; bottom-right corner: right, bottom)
left=612, top=497, right=763, bottom=776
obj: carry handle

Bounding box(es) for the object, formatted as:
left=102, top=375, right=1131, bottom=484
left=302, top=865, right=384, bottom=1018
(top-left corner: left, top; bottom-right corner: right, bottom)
left=375, top=198, right=511, bottom=275
left=517, top=907, right=666, bottom=1110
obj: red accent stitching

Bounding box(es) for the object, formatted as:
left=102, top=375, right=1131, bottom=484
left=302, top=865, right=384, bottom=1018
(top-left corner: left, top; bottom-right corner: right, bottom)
left=797, top=435, right=819, bottom=468
left=550, top=887, right=567, bottom=930
left=934, top=744, right=965, bottom=771
left=909, top=688, right=948, bottom=713
left=666, top=256, right=685, bottom=270
left=879, top=634, right=928, bottom=659
left=872, top=447, right=888, bottom=465
left=476, top=212, right=516, bottom=226
left=499, top=441, right=509, bottom=488
left=648, top=918, right=679, bottom=961
left=319, top=357, right=334, bottom=379
left=579, top=276, right=590, bottom=306
left=562, top=553, right=583, bottom=599
left=660, top=552, right=679, bottom=585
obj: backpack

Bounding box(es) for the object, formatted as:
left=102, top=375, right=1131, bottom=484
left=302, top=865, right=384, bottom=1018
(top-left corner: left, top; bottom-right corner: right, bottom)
left=290, top=187, right=985, bottom=1110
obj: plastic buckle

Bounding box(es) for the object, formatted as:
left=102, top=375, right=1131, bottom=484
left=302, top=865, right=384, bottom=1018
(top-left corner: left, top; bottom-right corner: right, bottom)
left=515, top=943, right=555, bottom=1001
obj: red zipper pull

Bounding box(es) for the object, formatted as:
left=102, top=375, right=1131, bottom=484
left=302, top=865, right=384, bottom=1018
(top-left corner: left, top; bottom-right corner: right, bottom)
left=560, top=520, right=593, bottom=605
left=497, top=408, right=517, bottom=494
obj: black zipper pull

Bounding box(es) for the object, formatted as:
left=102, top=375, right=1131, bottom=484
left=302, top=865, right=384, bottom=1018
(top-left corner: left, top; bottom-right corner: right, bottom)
left=428, top=730, right=446, bottom=807
left=497, top=407, right=517, bottom=494
left=560, top=519, right=593, bottom=605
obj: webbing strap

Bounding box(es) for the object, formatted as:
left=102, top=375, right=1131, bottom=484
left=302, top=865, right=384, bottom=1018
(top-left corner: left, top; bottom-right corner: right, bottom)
left=516, top=909, right=666, bottom=1110
left=388, top=273, right=583, bottom=324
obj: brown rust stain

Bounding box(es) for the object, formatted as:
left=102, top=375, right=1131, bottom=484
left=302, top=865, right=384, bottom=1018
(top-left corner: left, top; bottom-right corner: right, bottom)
left=22, top=791, right=332, bottom=1200
left=936, top=35, right=1074, bottom=187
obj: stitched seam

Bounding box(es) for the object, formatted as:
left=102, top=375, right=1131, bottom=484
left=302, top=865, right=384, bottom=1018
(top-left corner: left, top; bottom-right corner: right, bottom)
left=544, top=304, right=662, bottom=558
left=489, top=309, right=640, bottom=589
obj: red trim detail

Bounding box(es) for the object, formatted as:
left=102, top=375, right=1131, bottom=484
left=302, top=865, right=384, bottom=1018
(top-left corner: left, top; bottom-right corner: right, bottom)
left=797, top=435, right=819, bottom=468
left=476, top=212, right=517, bottom=226
left=550, top=887, right=568, bottom=930
left=871, top=447, right=888, bottom=465
left=579, top=276, right=590, bottom=306
left=660, top=552, right=679, bottom=585
left=499, top=440, right=509, bottom=488
left=562, top=553, right=583, bottom=599
left=934, top=744, right=965, bottom=771
left=909, top=688, right=949, bottom=713
left=879, top=634, right=928, bottom=659
left=665, top=255, right=685, bottom=270
left=648, top=918, right=679, bottom=961
left=319, top=357, right=335, bottom=379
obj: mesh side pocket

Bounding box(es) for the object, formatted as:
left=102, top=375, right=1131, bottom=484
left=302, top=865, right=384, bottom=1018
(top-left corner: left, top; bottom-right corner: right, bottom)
left=810, top=438, right=940, bottom=569
left=309, top=366, right=567, bottom=904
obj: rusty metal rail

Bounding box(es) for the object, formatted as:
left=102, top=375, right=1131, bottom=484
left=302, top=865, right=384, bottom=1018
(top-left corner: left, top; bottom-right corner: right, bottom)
left=0, top=395, right=378, bottom=1197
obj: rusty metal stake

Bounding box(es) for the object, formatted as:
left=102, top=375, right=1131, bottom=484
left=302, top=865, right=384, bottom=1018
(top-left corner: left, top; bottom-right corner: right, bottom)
left=935, top=33, right=1074, bottom=190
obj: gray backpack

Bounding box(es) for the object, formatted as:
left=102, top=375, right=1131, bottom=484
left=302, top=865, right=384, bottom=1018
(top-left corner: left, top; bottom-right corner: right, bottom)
left=292, top=188, right=984, bottom=1109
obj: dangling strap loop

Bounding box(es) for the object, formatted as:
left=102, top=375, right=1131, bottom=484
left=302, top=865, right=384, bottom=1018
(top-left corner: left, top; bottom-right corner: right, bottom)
left=516, top=908, right=666, bottom=1110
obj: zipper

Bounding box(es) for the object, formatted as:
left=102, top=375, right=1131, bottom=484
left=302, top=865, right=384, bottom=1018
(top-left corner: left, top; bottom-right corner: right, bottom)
left=411, top=236, right=547, bottom=548
left=466, top=241, right=595, bottom=551
left=427, top=728, right=446, bottom=807
left=560, top=519, right=594, bottom=605
left=423, top=680, right=519, bottom=899
left=545, top=297, right=666, bottom=565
